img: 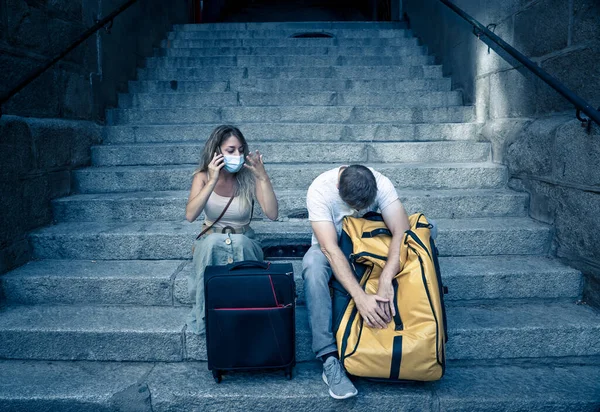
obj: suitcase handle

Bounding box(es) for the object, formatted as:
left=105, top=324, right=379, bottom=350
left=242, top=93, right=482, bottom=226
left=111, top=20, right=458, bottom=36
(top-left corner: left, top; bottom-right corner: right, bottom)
left=229, top=261, right=270, bottom=271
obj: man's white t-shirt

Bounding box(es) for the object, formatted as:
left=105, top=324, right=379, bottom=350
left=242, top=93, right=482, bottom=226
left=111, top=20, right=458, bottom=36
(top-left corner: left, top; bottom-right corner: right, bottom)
left=306, top=166, right=399, bottom=245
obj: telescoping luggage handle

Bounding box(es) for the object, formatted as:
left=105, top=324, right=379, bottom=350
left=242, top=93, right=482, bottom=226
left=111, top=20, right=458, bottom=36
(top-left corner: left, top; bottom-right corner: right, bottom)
left=228, top=261, right=271, bottom=271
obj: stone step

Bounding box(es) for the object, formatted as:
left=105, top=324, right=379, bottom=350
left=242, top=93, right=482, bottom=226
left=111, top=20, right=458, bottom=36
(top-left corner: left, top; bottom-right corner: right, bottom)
left=107, top=106, right=475, bottom=126
left=104, top=122, right=479, bottom=144
left=118, top=91, right=463, bottom=109
left=91, top=141, right=488, bottom=166
left=129, top=78, right=452, bottom=93
left=72, top=163, right=506, bottom=193
left=29, top=217, right=550, bottom=260
left=161, top=37, right=420, bottom=49
left=167, top=28, right=411, bottom=40
left=143, top=55, right=434, bottom=68
left=137, top=65, right=443, bottom=81
left=0, top=360, right=598, bottom=411
left=156, top=45, right=427, bottom=58
left=0, top=302, right=598, bottom=362
left=1, top=256, right=582, bottom=307
left=173, top=22, right=408, bottom=31
left=51, top=189, right=528, bottom=223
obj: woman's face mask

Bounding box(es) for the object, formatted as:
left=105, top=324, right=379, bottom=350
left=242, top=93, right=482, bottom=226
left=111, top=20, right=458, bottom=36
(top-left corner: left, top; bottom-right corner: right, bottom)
left=223, top=154, right=244, bottom=173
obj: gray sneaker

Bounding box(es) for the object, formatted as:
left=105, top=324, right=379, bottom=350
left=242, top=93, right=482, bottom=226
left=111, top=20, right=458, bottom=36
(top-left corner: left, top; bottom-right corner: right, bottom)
left=322, top=356, right=358, bottom=399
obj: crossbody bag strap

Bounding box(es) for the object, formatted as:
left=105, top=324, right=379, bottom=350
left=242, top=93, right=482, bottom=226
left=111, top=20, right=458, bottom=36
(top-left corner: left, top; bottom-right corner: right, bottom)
left=196, top=194, right=235, bottom=240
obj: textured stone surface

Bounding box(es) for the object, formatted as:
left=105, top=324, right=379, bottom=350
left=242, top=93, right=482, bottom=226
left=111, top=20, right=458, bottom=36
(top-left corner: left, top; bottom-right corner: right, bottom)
left=0, top=302, right=598, bottom=362
left=0, top=360, right=153, bottom=412
left=119, top=91, right=463, bottom=109
left=103, top=122, right=479, bottom=144
left=539, top=47, right=600, bottom=113
left=52, top=189, right=528, bottom=222
left=573, top=0, right=600, bottom=46
left=73, top=163, right=506, bottom=193
left=130, top=77, right=451, bottom=93
left=1, top=255, right=581, bottom=307
left=0, top=305, right=188, bottom=361
left=513, top=0, right=569, bottom=57
left=91, top=141, right=488, bottom=166
left=29, top=217, right=550, bottom=260
left=0, top=360, right=598, bottom=412
left=489, top=69, right=538, bottom=119
left=144, top=54, right=434, bottom=68
left=108, top=105, right=475, bottom=125
left=167, top=28, right=411, bottom=40
left=159, top=45, right=426, bottom=57
left=1, top=260, right=183, bottom=305
left=505, top=115, right=570, bottom=177
left=139, top=64, right=441, bottom=80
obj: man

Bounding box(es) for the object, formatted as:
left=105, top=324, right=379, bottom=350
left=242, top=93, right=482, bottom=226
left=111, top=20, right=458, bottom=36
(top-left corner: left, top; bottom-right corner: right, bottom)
left=302, top=164, right=410, bottom=399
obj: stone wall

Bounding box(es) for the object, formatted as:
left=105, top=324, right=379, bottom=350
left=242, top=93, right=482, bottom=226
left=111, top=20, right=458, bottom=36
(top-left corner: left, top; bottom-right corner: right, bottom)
left=403, top=0, right=600, bottom=307
left=0, top=0, right=190, bottom=274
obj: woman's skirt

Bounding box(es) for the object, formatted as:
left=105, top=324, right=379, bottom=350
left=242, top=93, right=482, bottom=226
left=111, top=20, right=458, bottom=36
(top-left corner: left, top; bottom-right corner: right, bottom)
left=186, top=228, right=264, bottom=334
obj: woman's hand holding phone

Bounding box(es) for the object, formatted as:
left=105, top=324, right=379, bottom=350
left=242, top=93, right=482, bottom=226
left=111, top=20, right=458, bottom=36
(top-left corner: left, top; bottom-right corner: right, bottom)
left=207, top=152, right=225, bottom=184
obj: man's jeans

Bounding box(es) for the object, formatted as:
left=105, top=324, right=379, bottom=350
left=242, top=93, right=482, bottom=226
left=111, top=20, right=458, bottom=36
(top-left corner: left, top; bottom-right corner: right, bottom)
left=302, top=244, right=351, bottom=359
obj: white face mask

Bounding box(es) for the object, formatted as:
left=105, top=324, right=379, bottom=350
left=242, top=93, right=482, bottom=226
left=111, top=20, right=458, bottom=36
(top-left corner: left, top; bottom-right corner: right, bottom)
left=223, top=154, right=244, bottom=173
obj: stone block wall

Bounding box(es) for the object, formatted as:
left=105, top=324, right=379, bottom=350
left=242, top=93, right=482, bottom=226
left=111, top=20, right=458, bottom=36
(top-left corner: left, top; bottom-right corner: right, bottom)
left=402, top=0, right=600, bottom=307
left=0, top=0, right=190, bottom=274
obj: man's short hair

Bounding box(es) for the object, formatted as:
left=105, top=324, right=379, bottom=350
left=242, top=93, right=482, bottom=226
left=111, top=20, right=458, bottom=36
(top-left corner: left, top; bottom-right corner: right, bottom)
left=339, top=165, right=378, bottom=210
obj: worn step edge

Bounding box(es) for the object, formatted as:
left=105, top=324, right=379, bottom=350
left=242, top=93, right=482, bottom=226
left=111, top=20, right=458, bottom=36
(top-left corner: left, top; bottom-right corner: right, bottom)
left=28, top=217, right=550, bottom=260
left=0, top=360, right=598, bottom=412
left=0, top=302, right=598, bottom=362
left=1, top=256, right=582, bottom=306
left=51, top=188, right=528, bottom=222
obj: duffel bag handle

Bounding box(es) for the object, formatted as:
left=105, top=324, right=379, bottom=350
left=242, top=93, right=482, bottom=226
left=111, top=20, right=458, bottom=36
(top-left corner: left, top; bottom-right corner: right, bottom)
left=361, top=228, right=392, bottom=238
left=229, top=260, right=270, bottom=271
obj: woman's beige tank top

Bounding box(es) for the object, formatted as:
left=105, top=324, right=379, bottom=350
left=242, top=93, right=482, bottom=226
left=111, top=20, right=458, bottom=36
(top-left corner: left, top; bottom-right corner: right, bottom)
left=204, top=192, right=251, bottom=228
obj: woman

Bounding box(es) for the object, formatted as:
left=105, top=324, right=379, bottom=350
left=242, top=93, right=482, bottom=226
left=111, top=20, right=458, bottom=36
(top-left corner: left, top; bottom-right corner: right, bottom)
left=185, top=125, right=278, bottom=334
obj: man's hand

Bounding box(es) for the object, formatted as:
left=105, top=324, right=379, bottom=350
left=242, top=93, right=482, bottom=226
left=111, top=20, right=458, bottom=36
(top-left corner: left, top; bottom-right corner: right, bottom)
left=376, top=274, right=396, bottom=323
left=354, top=292, right=390, bottom=329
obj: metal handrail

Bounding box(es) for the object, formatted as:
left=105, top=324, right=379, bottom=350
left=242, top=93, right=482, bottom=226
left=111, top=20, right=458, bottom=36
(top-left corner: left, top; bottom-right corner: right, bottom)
left=0, top=0, right=142, bottom=118
left=438, top=0, right=600, bottom=131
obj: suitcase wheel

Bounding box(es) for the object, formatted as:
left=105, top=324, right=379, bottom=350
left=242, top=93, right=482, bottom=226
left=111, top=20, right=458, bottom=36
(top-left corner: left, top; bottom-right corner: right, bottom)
left=212, top=370, right=222, bottom=384
left=285, top=366, right=293, bottom=380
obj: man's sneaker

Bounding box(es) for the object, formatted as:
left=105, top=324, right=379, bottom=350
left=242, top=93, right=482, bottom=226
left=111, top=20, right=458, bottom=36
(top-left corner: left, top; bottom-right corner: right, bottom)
left=322, top=356, right=358, bottom=399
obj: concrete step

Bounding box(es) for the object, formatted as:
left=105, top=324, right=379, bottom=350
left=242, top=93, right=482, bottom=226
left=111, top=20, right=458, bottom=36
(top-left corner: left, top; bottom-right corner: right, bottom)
left=29, top=217, right=550, bottom=260
left=72, top=163, right=507, bottom=193
left=156, top=45, right=427, bottom=58
left=107, top=106, right=475, bottom=126
left=143, top=55, right=434, bottom=68
left=91, top=141, right=489, bottom=166
left=173, top=22, right=408, bottom=31
left=137, top=65, right=443, bottom=81
left=161, top=37, right=420, bottom=49
left=51, top=189, right=528, bottom=223
left=0, top=302, right=598, bottom=362
left=0, top=360, right=598, bottom=411
left=129, top=78, right=452, bottom=93
left=1, top=256, right=582, bottom=307
left=167, top=29, right=411, bottom=40
left=104, top=122, right=480, bottom=144
left=118, top=91, right=463, bottom=109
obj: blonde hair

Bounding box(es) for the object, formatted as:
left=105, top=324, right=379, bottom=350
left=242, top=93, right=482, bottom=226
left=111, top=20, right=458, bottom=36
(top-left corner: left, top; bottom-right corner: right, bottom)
left=193, top=125, right=255, bottom=209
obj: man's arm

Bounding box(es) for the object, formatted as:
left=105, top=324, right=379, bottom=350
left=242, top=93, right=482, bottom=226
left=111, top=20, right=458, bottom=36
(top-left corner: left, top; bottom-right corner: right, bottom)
left=377, top=199, right=410, bottom=319
left=311, top=220, right=390, bottom=329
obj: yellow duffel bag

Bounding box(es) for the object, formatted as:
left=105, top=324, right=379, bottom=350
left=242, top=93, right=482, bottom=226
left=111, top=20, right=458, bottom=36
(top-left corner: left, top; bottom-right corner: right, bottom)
left=336, top=212, right=448, bottom=381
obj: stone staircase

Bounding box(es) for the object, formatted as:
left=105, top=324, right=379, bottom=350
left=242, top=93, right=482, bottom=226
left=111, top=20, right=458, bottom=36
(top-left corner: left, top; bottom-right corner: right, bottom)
left=1, top=22, right=599, bottom=411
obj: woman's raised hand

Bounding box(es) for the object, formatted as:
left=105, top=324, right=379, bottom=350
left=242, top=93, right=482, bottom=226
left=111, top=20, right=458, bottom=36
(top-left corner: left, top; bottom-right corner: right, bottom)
left=207, top=153, right=225, bottom=183
left=244, top=150, right=268, bottom=181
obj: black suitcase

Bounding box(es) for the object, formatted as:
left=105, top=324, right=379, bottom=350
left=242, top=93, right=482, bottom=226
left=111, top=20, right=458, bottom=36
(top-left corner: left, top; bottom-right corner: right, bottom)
left=204, top=260, right=296, bottom=382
